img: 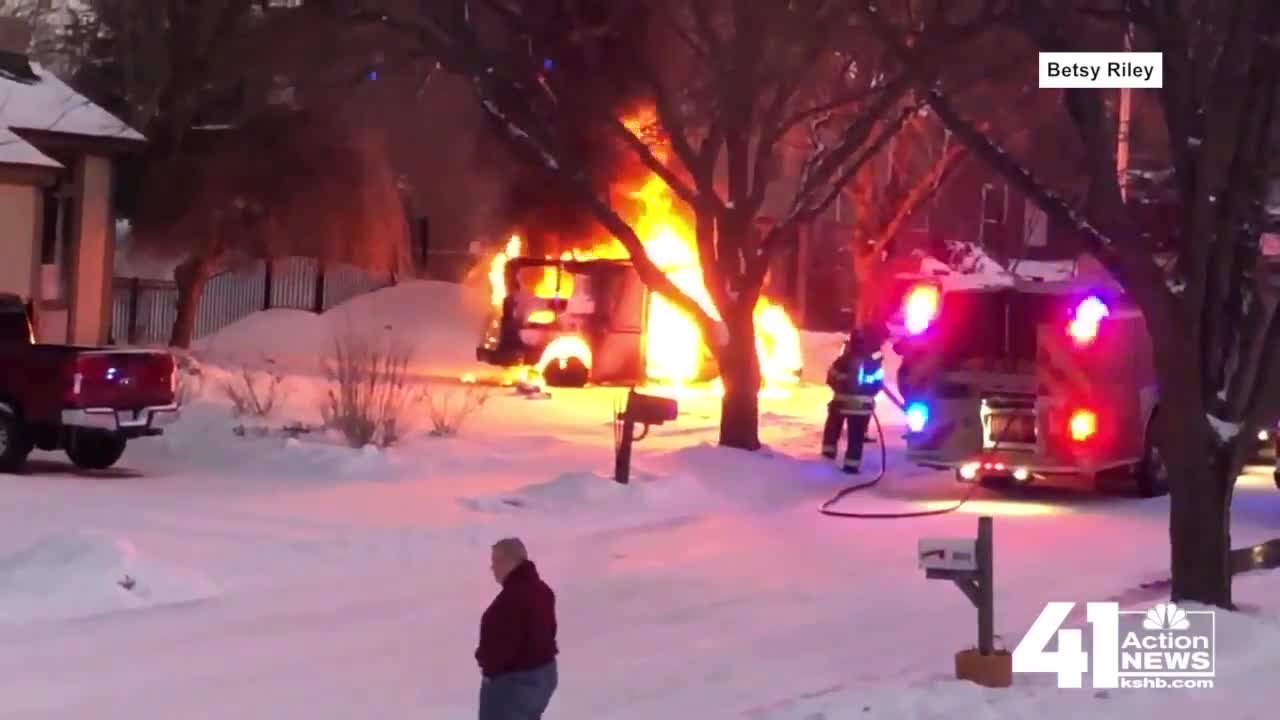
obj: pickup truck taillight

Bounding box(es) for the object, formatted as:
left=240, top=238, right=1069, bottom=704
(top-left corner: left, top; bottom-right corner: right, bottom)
left=64, top=352, right=177, bottom=409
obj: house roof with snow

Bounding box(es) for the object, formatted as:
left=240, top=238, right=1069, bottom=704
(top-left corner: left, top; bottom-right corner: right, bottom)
left=0, top=60, right=144, bottom=169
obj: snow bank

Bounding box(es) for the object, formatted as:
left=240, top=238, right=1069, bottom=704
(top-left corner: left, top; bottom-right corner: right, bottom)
left=195, top=280, right=492, bottom=379
left=459, top=471, right=649, bottom=513
left=0, top=532, right=216, bottom=624
left=799, top=330, right=845, bottom=383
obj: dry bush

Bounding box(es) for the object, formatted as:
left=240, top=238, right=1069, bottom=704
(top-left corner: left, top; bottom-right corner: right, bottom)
left=175, top=367, right=203, bottom=408
left=319, top=330, right=418, bottom=448
left=169, top=351, right=205, bottom=407
left=221, top=358, right=286, bottom=418
left=422, top=383, right=492, bottom=437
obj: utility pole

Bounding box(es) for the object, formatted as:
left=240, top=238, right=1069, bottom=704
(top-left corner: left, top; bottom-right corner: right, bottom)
left=1116, top=25, right=1134, bottom=202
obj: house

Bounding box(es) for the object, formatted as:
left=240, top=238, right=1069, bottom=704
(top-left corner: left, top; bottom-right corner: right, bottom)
left=0, top=18, right=143, bottom=344
left=893, top=85, right=1179, bottom=276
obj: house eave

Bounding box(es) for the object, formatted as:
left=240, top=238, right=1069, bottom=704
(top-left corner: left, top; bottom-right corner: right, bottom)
left=11, top=127, right=147, bottom=157
left=0, top=161, right=61, bottom=186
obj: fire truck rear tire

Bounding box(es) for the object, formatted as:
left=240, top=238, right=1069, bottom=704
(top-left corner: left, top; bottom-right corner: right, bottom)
left=1136, top=425, right=1170, bottom=498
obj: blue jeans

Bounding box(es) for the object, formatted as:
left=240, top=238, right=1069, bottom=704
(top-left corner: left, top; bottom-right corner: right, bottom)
left=478, top=662, right=558, bottom=720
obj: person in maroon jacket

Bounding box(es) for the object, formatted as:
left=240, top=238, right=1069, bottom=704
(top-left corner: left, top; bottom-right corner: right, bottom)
left=477, top=538, right=558, bottom=720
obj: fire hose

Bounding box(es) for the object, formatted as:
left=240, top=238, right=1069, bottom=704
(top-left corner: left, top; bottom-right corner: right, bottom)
left=817, top=408, right=983, bottom=519
left=817, top=386, right=1022, bottom=519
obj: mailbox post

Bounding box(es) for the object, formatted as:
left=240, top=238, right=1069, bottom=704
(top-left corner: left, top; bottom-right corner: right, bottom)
left=614, top=389, right=678, bottom=484
left=918, top=516, right=1009, bottom=687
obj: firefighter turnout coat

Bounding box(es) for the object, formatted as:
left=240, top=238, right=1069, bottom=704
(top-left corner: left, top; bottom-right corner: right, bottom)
left=827, top=341, right=884, bottom=417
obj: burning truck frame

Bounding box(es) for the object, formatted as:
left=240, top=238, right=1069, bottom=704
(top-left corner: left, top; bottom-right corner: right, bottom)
left=475, top=175, right=804, bottom=391
left=477, top=250, right=656, bottom=387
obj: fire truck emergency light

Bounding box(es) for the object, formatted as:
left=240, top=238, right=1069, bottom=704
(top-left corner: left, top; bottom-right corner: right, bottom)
left=1069, top=408, right=1098, bottom=442
left=906, top=402, right=930, bottom=433
left=903, top=284, right=940, bottom=335
left=1067, top=295, right=1109, bottom=345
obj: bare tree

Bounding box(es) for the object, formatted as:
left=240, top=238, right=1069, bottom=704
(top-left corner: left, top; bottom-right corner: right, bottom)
left=60, top=1, right=411, bottom=347
left=359, top=0, right=996, bottom=449
left=843, top=114, right=967, bottom=330
left=132, top=109, right=408, bottom=347
left=881, top=0, right=1280, bottom=607
left=66, top=0, right=260, bottom=156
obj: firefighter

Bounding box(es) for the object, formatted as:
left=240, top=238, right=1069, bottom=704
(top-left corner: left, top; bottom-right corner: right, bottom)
left=822, top=327, right=886, bottom=474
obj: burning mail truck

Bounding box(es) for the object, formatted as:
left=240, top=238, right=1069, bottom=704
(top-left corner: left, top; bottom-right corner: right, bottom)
left=891, top=277, right=1169, bottom=496
left=476, top=255, right=719, bottom=387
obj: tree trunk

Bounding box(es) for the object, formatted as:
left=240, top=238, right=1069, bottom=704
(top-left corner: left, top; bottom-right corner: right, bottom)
left=169, top=255, right=213, bottom=348
left=1161, top=402, right=1234, bottom=608
left=717, top=308, right=762, bottom=451
left=852, top=248, right=884, bottom=331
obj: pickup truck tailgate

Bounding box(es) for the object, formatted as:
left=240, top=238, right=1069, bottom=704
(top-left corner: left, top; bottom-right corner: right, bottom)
left=69, top=350, right=176, bottom=410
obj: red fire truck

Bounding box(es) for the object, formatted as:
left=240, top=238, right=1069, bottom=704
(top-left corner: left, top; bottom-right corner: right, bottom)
left=890, top=276, right=1169, bottom=496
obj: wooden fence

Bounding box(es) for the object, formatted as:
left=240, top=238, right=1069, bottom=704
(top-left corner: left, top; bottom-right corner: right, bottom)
left=110, top=257, right=394, bottom=345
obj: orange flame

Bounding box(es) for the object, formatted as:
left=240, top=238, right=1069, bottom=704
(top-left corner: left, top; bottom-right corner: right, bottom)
left=536, top=335, right=593, bottom=374
left=487, top=174, right=801, bottom=392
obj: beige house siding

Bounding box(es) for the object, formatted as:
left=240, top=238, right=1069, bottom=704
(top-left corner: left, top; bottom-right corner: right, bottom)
left=68, top=155, right=113, bottom=344
left=39, top=307, right=68, bottom=343
left=0, top=181, right=41, bottom=302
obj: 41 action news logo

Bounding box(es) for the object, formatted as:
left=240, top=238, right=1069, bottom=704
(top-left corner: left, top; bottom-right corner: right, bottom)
left=1013, top=601, right=1215, bottom=689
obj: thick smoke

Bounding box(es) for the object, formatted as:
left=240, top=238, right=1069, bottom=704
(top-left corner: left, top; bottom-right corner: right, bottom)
left=496, top=1, right=659, bottom=257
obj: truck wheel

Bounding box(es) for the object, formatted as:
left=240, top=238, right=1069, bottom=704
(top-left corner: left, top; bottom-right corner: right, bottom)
left=1136, top=424, right=1170, bottom=498
left=1273, top=467, right=1279, bottom=490
left=0, top=411, right=33, bottom=473
left=65, top=432, right=127, bottom=471
left=543, top=357, right=589, bottom=388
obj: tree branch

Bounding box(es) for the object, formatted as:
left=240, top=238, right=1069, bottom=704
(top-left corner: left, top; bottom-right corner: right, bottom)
left=871, top=138, right=967, bottom=257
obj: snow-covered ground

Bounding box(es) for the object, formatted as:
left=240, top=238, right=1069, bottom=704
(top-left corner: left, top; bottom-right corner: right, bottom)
left=2, top=281, right=1278, bottom=719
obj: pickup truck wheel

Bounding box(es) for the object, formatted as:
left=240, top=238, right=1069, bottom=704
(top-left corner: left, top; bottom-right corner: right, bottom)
left=65, top=432, right=127, bottom=470
left=0, top=411, right=33, bottom=473
left=543, top=357, right=589, bottom=388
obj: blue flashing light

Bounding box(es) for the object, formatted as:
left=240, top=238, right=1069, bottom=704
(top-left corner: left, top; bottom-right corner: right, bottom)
left=543, top=57, right=554, bottom=71
left=906, top=402, right=929, bottom=433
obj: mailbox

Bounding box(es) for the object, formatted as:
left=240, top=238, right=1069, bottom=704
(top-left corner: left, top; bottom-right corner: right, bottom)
left=614, top=389, right=678, bottom=484
left=918, top=538, right=979, bottom=572
left=623, top=390, right=678, bottom=425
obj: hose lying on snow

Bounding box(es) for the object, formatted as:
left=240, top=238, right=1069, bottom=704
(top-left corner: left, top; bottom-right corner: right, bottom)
left=818, top=410, right=981, bottom=519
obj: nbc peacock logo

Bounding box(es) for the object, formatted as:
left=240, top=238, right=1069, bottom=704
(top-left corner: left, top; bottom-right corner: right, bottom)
left=1142, top=602, right=1192, bottom=631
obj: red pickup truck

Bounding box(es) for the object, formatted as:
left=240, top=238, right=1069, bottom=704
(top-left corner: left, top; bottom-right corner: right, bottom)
left=0, top=293, right=178, bottom=473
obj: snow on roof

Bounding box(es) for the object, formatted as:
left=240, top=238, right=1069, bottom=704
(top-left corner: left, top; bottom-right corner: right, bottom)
left=0, top=125, right=58, bottom=167
left=906, top=246, right=1080, bottom=291
left=0, top=61, right=143, bottom=168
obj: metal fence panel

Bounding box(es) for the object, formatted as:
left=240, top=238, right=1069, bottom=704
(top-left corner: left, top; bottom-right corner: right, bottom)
left=323, top=264, right=392, bottom=310
left=109, top=258, right=394, bottom=347
left=194, top=261, right=268, bottom=339
left=271, top=256, right=320, bottom=310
